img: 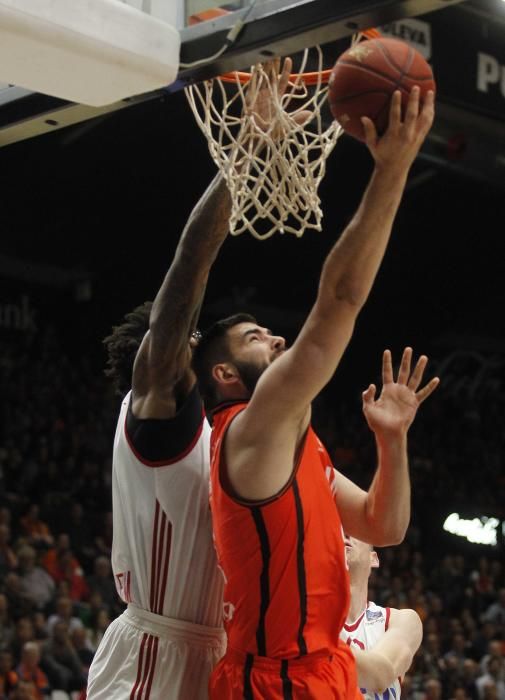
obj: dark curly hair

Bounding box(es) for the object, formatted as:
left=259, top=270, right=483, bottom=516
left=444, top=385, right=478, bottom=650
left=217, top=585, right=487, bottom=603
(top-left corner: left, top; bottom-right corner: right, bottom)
left=103, top=302, right=152, bottom=396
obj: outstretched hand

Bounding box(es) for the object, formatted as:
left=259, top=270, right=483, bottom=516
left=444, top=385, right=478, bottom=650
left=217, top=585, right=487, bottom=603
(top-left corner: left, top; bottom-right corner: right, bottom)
left=361, top=86, right=434, bottom=172
left=244, top=57, right=312, bottom=136
left=362, top=347, right=439, bottom=438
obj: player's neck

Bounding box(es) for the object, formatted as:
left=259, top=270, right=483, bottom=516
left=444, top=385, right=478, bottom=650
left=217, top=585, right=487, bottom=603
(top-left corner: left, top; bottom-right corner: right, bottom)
left=347, top=579, right=368, bottom=623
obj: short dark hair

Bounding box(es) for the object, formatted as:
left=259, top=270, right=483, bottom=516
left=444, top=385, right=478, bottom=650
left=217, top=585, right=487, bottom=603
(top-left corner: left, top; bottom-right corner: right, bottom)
left=103, top=302, right=152, bottom=396
left=192, top=313, right=256, bottom=410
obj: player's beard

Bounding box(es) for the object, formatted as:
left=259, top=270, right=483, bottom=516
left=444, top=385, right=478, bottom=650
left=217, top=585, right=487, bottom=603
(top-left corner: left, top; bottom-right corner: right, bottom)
left=233, top=359, right=268, bottom=396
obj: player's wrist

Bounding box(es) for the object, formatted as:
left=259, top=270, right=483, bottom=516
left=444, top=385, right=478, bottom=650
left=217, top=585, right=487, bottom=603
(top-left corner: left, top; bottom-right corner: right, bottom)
left=373, top=427, right=408, bottom=449
left=372, top=158, right=412, bottom=182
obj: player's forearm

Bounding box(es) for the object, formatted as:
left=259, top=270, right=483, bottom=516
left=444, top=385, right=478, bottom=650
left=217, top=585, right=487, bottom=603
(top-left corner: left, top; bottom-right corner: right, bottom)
left=149, top=175, right=230, bottom=341
left=352, top=647, right=396, bottom=694
left=318, top=164, right=408, bottom=310
left=364, top=432, right=410, bottom=545
left=356, top=612, right=422, bottom=689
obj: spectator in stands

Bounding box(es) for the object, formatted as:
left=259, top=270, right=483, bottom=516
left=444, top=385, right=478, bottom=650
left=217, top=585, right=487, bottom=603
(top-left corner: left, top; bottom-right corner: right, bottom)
left=93, top=512, right=112, bottom=559
left=19, top=506, right=53, bottom=548
left=475, top=658, right=505, bottom=700
left=46, top=597, right=83, bottom=637
left=0, top=594, right=14, bottom=649
left=0, top=525, right=17, bottom=575
left=473, top=623, right=500, bottom=661
left=43, top=535, right=77, bottom=581
left=9, top=679, right=38, bottom=700
left=86, top=608, right=110, bottom=653
left=65, top=503, right=95, bottom=569
left=3, top=574, right=33, bottom=620
left=17, top=547, right=54, bottom=611
left=86, top=556, right=117, bottom=613
left=0, top=649, right=17, bottom=699
left=450, top=687, right=473, bottom=700
left=16, top=642, right=50, bottom=699
left=71, top=627, right=94, bottom=669
left=445, top=632, right=471, bottom=671
left=40, top=621, right=86, bottom=693
left=10, top=618, right=36, bottom=666
left=481, top=641, right=505, bottom=678
left=54, top=552, right=88, bottom=603
left=459, top=659, right=480, bottom=700
left=483, top=590, right=505, bottom=627
left=424, top=677, right=443, bottom=699
left=31, top=613, right=48, bottom=644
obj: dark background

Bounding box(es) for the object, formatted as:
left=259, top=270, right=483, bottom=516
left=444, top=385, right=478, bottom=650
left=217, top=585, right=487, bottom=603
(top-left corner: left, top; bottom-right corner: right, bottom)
left=1, top=85, right=504, bottom=356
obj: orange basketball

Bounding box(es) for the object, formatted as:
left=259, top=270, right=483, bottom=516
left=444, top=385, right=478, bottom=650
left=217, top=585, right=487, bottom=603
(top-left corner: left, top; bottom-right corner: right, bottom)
left=328, top=37, right=436, bottom=142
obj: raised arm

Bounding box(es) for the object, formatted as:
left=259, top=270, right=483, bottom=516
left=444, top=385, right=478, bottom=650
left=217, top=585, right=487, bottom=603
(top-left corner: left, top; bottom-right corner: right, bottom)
left=333, top=347, right=439, bottom=545
left=243, top=87, right=435, bottom=433
left=131, top=59, right=299, bottom=420
left=350, top=608, right=422, bottom=693
left=132, top=174, right=231, bottom=419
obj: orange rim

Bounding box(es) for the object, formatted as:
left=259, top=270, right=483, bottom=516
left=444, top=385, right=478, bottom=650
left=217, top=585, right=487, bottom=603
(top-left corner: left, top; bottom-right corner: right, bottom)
left=217, top=27, right=382, bottom=84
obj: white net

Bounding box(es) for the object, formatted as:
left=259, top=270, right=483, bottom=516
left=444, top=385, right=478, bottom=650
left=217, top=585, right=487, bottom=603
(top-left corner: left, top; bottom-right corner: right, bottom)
left=185, top=46, right=342, bottom=239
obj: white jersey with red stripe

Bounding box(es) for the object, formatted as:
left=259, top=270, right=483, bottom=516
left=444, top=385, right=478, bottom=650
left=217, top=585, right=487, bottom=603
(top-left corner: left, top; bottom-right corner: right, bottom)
left=87, top=386, right=226, bottom=699
left=341, top=602, right=401, bottom=700
left=111, top=389, right=223, bottom=626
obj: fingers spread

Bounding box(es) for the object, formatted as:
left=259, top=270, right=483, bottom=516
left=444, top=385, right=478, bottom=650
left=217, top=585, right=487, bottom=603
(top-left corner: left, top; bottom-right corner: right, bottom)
left=361, top=116, right=378, bottom=148
left=278, top=57, right=292, bottom=96
left=362, top=384, right=377, bottom=404
left=407, top=354, right=428, bottom=392
left=388, top=90, right=402, bottom=130
left=396, top=347, right=413, bottom=384
left=404, top=85, right=420, bottom=129
left=416, top=376, right=440, bottom=403
left=419, top=89, right=435, bottom=134
left=382, top=349, right=394, bottom=384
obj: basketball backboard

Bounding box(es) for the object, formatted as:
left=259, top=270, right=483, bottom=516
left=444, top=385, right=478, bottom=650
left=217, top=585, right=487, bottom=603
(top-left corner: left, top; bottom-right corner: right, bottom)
left=178, top=0, right=466, bottom=83
left=2, top=0, right=505, bottom=174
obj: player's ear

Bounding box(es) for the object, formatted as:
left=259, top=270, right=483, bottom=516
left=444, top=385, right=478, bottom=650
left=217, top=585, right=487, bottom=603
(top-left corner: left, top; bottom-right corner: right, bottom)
left=370, top=551, right=379, bottom=569
left=213, top=363, right=239, bottom=386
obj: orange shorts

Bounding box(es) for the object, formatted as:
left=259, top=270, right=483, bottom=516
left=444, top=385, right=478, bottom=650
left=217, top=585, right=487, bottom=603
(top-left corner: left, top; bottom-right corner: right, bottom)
left=209, top=646, right=361, bottom=700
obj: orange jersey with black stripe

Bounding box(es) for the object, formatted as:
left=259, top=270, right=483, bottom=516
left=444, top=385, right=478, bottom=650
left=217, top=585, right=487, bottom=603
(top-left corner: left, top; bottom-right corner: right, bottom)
left=210, top=401, right=350, bottom=660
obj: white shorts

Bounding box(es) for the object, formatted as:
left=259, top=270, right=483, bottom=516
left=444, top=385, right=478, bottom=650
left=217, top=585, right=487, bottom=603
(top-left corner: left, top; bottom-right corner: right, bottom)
left=87, top=605, right=226, bottom=699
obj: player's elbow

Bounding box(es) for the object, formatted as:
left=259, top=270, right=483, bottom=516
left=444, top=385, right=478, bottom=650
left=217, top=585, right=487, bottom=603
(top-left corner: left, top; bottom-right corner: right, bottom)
left=383, top=526, right=407, bottom=547
left=369, top=521, right=407, bottom=547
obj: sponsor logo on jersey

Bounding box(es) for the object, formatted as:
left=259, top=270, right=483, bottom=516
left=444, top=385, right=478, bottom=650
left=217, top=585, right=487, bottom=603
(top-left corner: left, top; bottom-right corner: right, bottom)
left=366, top=608, right=383, bottom=621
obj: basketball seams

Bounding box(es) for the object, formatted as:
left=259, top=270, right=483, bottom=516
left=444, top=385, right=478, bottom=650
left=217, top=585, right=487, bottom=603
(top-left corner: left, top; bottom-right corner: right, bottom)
left=376, top=40, right=411, bottom=75
left=333, top=59, right=433, bottom=88
left=328, top=37, right=435, bottom=141
left=381, top=41, right=431, bottom=81
left=328, top=88, right=407, bottom=108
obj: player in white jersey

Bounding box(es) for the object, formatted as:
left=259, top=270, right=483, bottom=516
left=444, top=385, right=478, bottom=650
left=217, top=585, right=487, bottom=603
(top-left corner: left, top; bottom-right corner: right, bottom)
left=86, top=171, right=232, bottom=699
left=341, top=536, right=423, bottom=700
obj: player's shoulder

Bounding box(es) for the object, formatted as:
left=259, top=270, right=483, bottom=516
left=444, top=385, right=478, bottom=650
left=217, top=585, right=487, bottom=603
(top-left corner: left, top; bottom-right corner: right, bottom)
left=388, top=606, right=422, bottom=627
left=123, top=383, right=208, bottom=466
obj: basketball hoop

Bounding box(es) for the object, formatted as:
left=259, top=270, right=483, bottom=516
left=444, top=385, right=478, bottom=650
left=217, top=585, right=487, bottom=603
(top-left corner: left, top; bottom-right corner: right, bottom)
left=185, top=29, right=380, bottom=240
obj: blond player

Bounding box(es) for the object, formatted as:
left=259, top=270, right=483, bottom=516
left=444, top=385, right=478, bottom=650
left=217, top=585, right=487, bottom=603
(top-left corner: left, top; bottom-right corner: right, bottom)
left=341, top=536, right=423, bottom=698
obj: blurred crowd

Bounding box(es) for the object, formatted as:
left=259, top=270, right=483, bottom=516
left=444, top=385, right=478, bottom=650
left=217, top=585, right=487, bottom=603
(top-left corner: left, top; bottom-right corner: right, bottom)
left=0, top=328, right=503, bottom=699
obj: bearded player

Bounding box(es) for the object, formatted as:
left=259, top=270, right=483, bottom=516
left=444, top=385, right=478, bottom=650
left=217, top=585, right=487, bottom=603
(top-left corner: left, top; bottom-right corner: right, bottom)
left=193, top=86, right=437, bottom=698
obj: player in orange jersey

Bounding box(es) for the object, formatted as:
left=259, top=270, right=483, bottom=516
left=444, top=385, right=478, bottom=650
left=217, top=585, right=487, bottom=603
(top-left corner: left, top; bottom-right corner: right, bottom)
left=193, top=85, right=438, bottom=699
